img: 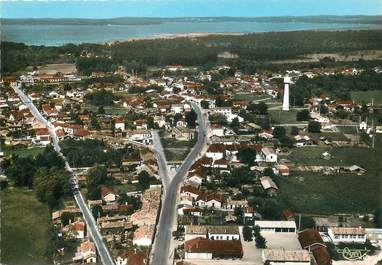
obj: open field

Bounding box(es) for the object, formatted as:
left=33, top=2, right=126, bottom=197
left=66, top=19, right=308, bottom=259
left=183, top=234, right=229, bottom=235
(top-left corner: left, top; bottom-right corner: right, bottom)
left=233, top=93, right=271, bottom=102
left=37, top=63, right=77, bottom=75
left=269, top=109, right=307, bottom=124
left=278, top=137, right=382, bottom=214
left=5, top=147, right=45, bottom=158
left=0, top=187, right=52, bottom=265
left=81, top=104, right=128, bottom=115
left=351, top=90, right=382, bottom=105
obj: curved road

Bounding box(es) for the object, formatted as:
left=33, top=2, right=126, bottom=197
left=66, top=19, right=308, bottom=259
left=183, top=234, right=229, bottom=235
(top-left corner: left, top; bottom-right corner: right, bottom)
left=151, top=101, right=208, bottom=265
left=11, top=83, right=115, bottom=265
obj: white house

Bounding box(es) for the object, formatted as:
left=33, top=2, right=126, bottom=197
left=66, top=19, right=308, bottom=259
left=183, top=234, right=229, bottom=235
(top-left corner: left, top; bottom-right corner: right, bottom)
left=128, top=130, right=152, bottom=144
left=207, top=226, right=240, bottom=240
left=171, top=104, right=183, bottom=114
left=328, top=227, right=366, bottom=244
left=101, top=187, right=117, bottom=204
left=206, top=144, right=225, bottom=161
left=255, top=220, right=297, bottom=233
left=257, top=147, right=278, bottom=163
left=115, top=117, right=125, bottom=131
left=262, top=249, right=311, bottom=265
left=211, top=124, right=225, bottom=137
left=72, top=241, right=97, bottom=264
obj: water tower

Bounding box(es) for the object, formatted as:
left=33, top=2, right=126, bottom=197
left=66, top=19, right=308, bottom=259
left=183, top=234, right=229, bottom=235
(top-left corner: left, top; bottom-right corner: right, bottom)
left=282, top=76, right=291, bottom=111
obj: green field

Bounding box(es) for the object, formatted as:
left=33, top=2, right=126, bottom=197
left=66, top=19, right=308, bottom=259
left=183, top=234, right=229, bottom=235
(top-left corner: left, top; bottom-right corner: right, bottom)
left=278, top=138, right=382, bottom=214
left=233, top=93, right=271, bottom=102
left=0, top=187, right=53, bottom=265
left=82, top=104, right=128, bottom=115
left=5, top=147, right=45, bottom=158
left=351, top=90, right=382, bottom=105
left=269, top=109, right=307, bottom=124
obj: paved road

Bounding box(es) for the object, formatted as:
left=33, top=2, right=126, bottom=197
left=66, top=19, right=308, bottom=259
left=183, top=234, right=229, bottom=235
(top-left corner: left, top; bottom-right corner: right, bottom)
left=11, top=83, right=115, bottom=265
left=152, top=130, right=170, bottom=188
left=151, top=101, right=208, bottom=265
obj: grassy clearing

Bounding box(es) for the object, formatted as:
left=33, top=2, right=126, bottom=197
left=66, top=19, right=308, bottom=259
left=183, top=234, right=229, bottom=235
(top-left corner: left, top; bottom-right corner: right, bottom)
left=81, top=104, right=128, bottom=115
left=113, top=183, right=143, bottom=193
left=0, top=187, right=52, bottom=265
left=5, top=147, right=45, bottom=158
left=269, top=109, right=306, bottom=124
left=351, top=90, right=382, bottom=105
left=233, top=93, right=271, bottom=101
left=279, top=137, right=382, bottom=214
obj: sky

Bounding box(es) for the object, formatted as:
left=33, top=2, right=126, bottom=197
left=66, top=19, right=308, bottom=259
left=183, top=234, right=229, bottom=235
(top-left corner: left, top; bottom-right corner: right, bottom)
left=1, top=0, right=382, bottom=19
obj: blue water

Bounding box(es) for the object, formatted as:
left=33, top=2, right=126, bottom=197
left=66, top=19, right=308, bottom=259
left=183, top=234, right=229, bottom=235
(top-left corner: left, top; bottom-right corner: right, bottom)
left=2, top=21, right=381, bottom=46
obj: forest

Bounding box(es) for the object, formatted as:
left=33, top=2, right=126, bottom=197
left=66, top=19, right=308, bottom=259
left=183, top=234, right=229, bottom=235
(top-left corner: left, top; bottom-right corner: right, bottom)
left=2, top=29, right=382, bottom=74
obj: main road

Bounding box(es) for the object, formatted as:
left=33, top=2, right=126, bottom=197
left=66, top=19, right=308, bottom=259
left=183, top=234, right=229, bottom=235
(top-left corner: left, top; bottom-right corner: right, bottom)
left=151, top=101, right=208, bottom=265
left=11, top=83, right=115, bottom=265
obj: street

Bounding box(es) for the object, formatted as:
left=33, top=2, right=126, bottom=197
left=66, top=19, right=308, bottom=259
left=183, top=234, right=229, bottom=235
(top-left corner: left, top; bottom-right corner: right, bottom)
left=150, top=101, right=208, bottom=265
left=11, top=83, right=115, bottom=265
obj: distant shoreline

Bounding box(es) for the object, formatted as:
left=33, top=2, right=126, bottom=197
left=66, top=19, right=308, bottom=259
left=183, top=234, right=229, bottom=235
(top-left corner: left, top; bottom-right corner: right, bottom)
left=110, top=32, right=246, bottom=44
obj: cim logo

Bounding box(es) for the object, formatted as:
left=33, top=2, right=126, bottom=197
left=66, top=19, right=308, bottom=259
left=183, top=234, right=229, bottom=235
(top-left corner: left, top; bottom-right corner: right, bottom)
left=337, top=247, right=370, bottom=261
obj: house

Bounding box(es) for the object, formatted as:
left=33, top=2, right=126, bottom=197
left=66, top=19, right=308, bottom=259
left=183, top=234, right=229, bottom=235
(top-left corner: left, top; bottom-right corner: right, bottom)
left=206, top=144, right=225, bottom=161
left=180, top=185, right=202, bottom=200
left=224, top=198, right=247, bottom=210
left=185, top=225, right=207, bottom=241
left=73, top=240, right=97, bottom=264
left=133, top=225, right=155, bottom=246
left=195, top=193, right=224, bottom=209
left=298, top=229, right=332, bottom=265
left=101, top=186, right=117, bottom=204
left=184, top=237, right=243, bottom=260
left=210, top=124, right=225, bottom=137
left=72, top=220, right=86, bottom=239
left=262, top=249, right=311, bottom=265
left=275, top=164, right=290, bottom=176
left=255, top=220, right=297, bottom=233
left=207, top=226, right=240, bottom=241
left=34, top=128, right=51, bottom=146
left=128, top=130, right=152, bottom=144
left=258, top=147, right=278, bottom=163
left=328, top=227, right=366, bottom=244
left=115, top=117, right=125, bottom=131
left=115, top=250, right=146, bottom=265
left=260, top=176, right=279, bottom=197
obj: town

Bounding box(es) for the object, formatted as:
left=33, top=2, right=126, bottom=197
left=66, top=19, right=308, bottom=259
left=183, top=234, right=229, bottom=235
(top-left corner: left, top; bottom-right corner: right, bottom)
left=1, top=52, right=382, bottom=265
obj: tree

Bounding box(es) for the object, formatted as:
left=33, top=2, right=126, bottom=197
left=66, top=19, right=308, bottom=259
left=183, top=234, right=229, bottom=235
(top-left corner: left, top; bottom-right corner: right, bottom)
left=173, top=113, right=183, bottom=125
left=308, top=121, right=321, bottom=133
left=234, top=207, right=244, bottom=224
left=231, top=118, right=240, bottom=132
left=92, top=204, right=104, bottom=219
left=86, top=165, right=108, bottom=199
left=263, top=167, right=274, bottom=177
left=374, top=208, right=382, bottom=228
left=296, top=109, right=311, bottom=121
left=237, top=148, right=257, bottom=166
left=255, top=234, right=267, bottom=248
left=247, top=102, right=268, bottom=115
left=60, top=212, right=74, bottom=226
left=200, top=100, right=209, bottom=109
left=243, top=226, right=253, bottom=241
left=279, top=136, right=295, bottom=148
left=290, top=126, right=299, bottom=136
left=34, top=168, right=70, bottom=209
left=259, top=199, right=282, bottom=220
left=273, top=126, right=286, bottom=138
left=185, top=109, right=197, bottom=128
left=138, top=170, right=151, bottom=189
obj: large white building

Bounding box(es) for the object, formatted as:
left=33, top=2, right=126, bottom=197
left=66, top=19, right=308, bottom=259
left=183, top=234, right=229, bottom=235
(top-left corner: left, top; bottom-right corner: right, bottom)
left=328, top=227, right=366, bottom=244
left=255, top=220, right=297, bottom=233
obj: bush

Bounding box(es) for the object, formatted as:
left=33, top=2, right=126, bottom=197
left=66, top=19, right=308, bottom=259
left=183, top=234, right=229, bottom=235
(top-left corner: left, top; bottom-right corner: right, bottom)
left=296, top=109, right=311, bottom=121
left=308, top=121, right=321, bottom=133
left=243, top=226, right=253, bottom=241
left=255, top=234, right=267, bottom=248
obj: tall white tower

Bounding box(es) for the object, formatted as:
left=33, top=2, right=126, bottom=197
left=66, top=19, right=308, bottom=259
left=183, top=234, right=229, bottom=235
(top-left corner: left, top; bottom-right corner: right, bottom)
left=282, top=76, right=291, bottom=111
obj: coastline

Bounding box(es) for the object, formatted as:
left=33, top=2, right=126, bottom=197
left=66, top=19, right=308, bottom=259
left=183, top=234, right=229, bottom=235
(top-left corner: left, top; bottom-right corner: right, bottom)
left=108, top=32, right=246, bottom=44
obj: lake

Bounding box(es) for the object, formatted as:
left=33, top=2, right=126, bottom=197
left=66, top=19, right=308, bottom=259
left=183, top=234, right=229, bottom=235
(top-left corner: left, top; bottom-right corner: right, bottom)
left=2, top=21, right=381, bottom=46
